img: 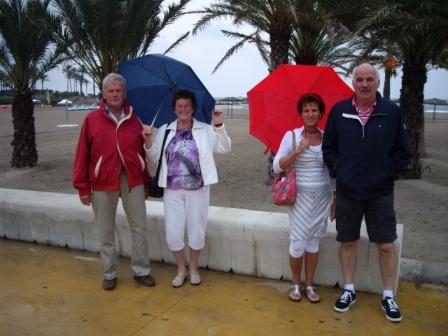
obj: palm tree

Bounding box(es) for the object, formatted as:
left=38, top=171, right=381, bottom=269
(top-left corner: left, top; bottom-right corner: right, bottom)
left=193, top=0, right=296, bottom=72
left=382, top=54, right=399, bottom=99
left=53, top=0, right=190, bottom=90
left=357, top=0, right=448, bottom=177
left=0, top=0, right=68, bottom=167
left=62, top=63, right=74, bottom=92
left=288, top=2, right=353, bottom=70
left=38, top=74, right=48, bottom=94
left=79, top=64, right=89, bottom=95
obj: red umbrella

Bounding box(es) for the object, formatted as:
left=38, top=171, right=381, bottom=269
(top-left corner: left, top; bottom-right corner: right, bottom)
left=247, top=64, right=353, bottom=153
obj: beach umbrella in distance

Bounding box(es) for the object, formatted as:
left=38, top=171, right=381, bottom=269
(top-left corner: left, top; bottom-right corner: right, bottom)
left=424, top=97, right=448, bottom=121
left=247, top=64, right=353, bottom=153
left=119, top=54, right=215, bottom=127
left=423, top=98, right=448, bottom=105
left=57, top=99, right=73, bottom=105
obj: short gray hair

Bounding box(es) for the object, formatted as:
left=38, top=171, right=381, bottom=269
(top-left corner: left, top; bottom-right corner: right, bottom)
left=102, top=73, right=127, bottom=92
left=352, top=63, right=380, bottom=81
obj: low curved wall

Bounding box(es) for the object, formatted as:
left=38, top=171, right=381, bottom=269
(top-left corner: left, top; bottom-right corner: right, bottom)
left=0, top=188, right=402, bottom=294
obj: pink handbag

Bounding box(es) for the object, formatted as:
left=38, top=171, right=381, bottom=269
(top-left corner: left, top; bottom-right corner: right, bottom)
left=272, top=131, right=297, bottom=206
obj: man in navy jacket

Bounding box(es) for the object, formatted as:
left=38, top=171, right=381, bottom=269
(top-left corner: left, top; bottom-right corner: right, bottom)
left=323, top=63, right=411, bottom=322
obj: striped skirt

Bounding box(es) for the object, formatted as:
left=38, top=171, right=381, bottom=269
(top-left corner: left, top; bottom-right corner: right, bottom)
left=288, top=186, right=332, bottom=241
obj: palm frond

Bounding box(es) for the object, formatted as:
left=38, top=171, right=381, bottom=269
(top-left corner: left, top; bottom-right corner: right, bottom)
left=212, top=31, right=257, bottom=74
left=163, top=31, right=190, bottom=55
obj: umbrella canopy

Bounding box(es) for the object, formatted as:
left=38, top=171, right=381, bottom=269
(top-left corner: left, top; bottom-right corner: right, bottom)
left=247, top=64, right=353, bottom=153
left=119, top=54, right=215, bottom=127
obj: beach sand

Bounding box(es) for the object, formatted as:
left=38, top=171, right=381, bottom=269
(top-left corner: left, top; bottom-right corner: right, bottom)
left=0, top=107, right=447, bottom=264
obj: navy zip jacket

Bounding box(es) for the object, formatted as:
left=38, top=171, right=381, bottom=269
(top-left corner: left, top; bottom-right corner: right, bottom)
left=322, top=93, right=411, bottom=200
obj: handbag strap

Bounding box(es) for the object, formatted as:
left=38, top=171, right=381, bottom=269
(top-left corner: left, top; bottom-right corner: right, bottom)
left=291, top=130, right=296, bottom=150
left=284, top=130, right=296, bottom=173
left=153, top=129, right=171, bottom=179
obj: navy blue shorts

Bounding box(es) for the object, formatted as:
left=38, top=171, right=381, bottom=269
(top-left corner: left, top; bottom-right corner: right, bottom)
left=335, top=193, right=397, bottom=243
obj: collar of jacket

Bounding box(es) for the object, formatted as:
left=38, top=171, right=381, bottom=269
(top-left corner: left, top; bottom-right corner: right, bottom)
left=345, top=92, right=386, bottom=117
left=99, top=98, right=133, bottom=118
left=166, top=118, right=205, bottom=130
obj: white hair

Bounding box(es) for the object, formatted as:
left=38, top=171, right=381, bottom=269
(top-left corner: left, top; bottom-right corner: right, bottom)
left=102, top=73, right=126, bottom=92
left=353, top=63, right=380, bottom=81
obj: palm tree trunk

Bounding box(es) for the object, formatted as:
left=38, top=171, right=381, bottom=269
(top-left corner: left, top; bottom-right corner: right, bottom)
left=266, top=29, right=291, bottom=184
left=383, top=68, right=391, bottom=100
left=399, top=62, right=426, bottom=178
left=11, top=90, right=38, bottom=167
left=269, top=29, right=291, bottom=70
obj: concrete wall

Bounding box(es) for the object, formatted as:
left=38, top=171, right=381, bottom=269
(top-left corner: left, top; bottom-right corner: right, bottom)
left=0, top=188, right=403, bottom=294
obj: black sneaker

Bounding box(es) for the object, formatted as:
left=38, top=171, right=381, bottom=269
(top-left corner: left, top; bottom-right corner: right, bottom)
left=381, top=297, right=402, bottom=322
left=334, top=289, right=356, bottom=312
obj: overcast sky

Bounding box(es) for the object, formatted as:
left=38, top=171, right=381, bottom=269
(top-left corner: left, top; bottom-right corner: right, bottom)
left=45, top=0, right=448, bottom=99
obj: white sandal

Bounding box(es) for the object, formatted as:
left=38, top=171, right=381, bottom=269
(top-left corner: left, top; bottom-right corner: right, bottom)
left=171, top=273, right=187, bottom=288
left=189, top=272, right=201, bottom=285
left=289, top=284, right=301, bottom=302
left=305, top=286, right=321, bottom=303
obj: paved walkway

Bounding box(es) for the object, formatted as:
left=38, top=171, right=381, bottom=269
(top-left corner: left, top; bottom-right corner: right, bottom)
left=0, top=239, right=447, bottom=336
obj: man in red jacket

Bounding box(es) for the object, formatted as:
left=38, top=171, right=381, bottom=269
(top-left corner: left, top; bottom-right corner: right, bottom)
left=73, top=73, right=155, bottom=290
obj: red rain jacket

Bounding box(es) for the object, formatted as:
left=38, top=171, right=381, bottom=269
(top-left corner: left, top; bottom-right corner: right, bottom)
left=72, top=99, right=148, bottom=196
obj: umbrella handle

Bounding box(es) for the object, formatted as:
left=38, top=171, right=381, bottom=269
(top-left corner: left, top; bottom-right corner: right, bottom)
left=150, top=63, right=177, bottom=126
left=150, top=91, right=172, bottom=127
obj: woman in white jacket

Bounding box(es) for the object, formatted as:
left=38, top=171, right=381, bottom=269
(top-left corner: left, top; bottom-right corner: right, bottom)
left=142, top=89, right=231, bottom=287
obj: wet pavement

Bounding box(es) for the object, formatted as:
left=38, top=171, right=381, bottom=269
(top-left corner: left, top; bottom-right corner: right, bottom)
left=0, top=239, right=447, bottom=336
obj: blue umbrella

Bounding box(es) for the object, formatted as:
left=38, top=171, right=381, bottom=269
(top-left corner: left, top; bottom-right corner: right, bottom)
left=119, top=54, right=215, bottom=127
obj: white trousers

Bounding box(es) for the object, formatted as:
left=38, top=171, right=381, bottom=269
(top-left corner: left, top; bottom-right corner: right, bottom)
left=92, top=173, right=150, bottom=280
left=163, top=186, right=210, bottom=251
left=289, top=237, right=320, bottom=258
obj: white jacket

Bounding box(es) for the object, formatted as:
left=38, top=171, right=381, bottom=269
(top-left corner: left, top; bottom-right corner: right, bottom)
left=146, top=118, right=231, bottom=188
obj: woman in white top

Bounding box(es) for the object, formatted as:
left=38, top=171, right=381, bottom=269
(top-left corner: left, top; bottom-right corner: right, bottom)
left=142, top=90, right=231, bottom=288
left=273, top=93, right=335, bottom=303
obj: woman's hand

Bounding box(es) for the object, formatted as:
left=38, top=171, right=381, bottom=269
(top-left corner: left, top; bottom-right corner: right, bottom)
left=212, top=109, right=224, bottom=126
left=297, top=137, right=310, bottom=154
left=279, top=134, right=306, bottom=170
left=142, top=124, right=153, bottom=148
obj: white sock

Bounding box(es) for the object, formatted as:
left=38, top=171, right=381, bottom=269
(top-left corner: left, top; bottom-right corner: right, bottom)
left=344, top=283, right=355, bottom=292
left=383, top=289, right=394, bottom=299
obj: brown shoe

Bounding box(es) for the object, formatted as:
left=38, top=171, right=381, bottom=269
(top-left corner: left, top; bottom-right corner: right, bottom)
left=134, top=274, right=156, bottom=287
left=102, top=278, right=117, bottom=290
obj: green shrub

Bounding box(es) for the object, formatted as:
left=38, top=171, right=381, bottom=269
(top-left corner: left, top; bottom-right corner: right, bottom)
left=0, top=96, right=13, bottom=104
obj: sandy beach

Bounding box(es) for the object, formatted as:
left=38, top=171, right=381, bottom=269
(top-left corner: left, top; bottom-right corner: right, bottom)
left=0, top=106, right=447, bottom=264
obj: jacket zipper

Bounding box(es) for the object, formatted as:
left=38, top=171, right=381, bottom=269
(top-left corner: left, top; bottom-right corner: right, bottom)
left=342, top=113, right=364, bottom=137
left=116, top=108, right=133, bottom=192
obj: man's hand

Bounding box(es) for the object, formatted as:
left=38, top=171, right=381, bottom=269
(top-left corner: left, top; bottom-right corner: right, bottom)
left=329, top=196, right=336, bottom=222
left=80, top=194, right=92, bottom=206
